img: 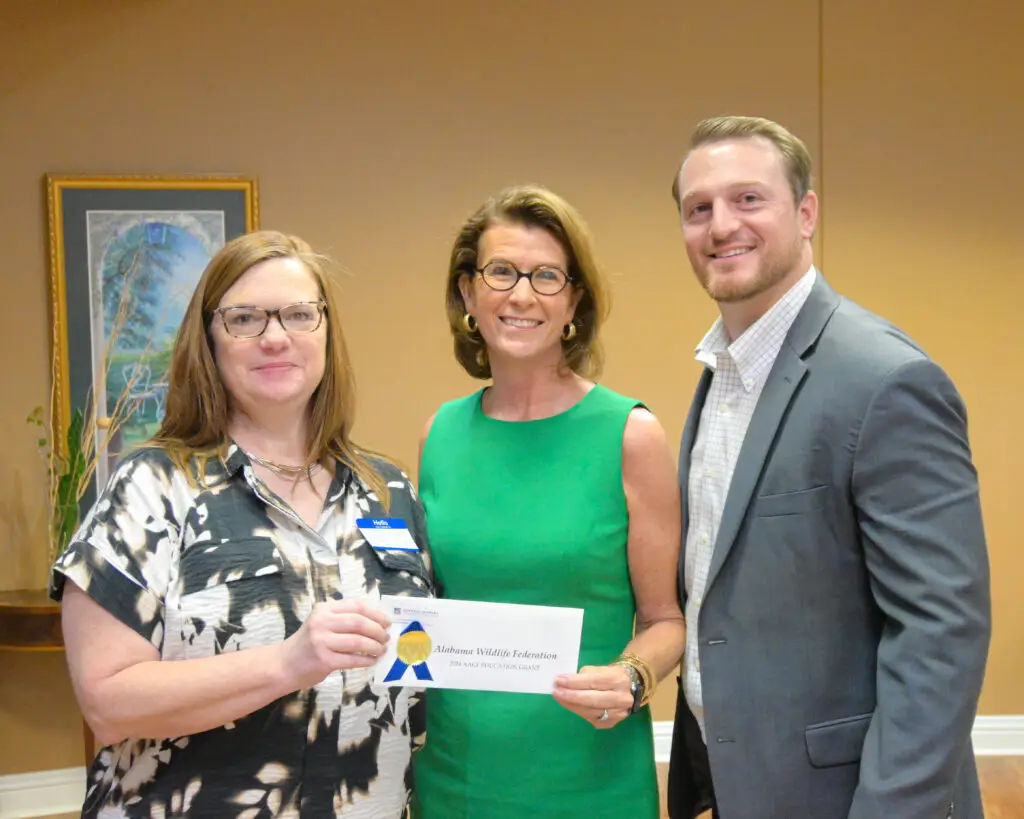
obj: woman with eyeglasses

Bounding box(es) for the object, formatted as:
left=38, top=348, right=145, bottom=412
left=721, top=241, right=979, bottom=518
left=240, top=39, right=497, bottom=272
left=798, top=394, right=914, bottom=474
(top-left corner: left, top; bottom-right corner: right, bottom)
left=52, top=230, right=434, bottom=818
left=411, top=186, right=685, bottom=818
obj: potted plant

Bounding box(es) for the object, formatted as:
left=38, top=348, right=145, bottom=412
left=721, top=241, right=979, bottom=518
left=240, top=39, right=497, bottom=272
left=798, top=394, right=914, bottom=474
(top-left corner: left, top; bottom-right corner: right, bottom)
left=26, top=405, right=88, bottom=567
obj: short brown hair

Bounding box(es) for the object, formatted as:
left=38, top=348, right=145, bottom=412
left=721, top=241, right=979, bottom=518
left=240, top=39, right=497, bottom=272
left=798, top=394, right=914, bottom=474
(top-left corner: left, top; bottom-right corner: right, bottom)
left=445, top=185, right=610, bottom=380
left=671, top=115, right=814, bottom=207
left=151, top=230, right=389, bottom=504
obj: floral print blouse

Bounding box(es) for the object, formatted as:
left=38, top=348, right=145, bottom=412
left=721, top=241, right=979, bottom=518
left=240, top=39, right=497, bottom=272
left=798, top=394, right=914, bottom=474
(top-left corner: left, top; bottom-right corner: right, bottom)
left=51, top=443, right=435, bottom=819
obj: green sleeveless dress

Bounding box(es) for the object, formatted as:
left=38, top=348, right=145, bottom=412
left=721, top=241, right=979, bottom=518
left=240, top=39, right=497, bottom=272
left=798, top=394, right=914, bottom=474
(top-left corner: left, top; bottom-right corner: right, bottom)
left=412, top=385, right=659, bottom=819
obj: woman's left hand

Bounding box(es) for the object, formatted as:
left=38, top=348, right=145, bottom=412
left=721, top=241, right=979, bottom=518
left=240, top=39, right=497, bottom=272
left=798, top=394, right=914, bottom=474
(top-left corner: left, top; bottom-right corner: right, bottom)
left=552, top=665, right=634, bottom=729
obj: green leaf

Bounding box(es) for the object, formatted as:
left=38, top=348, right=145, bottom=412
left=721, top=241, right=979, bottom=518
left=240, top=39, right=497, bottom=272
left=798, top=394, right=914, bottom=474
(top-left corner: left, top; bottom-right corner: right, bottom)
left=52, top=407, right=89, bottom=557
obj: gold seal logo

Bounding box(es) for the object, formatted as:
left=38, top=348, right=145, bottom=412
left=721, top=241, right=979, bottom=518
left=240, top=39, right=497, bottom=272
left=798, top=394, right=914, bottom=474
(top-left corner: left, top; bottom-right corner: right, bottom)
left=396, top=629, right=433, bottom=666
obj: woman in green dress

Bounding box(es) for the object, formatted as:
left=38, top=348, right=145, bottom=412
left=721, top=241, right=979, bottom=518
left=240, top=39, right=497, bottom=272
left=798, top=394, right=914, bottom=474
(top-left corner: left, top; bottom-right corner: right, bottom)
left=412, top=185, right=685, bottom=818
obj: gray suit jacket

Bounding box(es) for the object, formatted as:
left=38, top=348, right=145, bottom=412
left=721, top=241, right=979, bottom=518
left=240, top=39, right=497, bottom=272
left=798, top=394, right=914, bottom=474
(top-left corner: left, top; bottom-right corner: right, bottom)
left=667, top=275, right=991, bottom=819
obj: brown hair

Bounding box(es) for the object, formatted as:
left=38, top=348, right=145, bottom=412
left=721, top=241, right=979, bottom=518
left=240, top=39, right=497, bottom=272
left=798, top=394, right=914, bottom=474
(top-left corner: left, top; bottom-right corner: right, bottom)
left=150, top=230, right=389, bottom=504
left=445, top=185, right=610, bottom=379
left=671, top=115, right=814, bottom=207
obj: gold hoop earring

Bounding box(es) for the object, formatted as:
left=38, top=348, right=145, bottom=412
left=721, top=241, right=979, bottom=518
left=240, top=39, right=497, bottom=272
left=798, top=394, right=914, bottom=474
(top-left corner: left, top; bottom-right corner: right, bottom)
left=562, top=322, right=577, bottom=342
left=462, top=313, right=478, bottom=333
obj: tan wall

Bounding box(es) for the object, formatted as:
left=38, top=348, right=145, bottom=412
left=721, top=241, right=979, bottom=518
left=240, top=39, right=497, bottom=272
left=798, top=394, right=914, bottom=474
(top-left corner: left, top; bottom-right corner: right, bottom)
left=820, top=0, right=1024, bottom=715
left=0, top=0, right=1017, bottom=777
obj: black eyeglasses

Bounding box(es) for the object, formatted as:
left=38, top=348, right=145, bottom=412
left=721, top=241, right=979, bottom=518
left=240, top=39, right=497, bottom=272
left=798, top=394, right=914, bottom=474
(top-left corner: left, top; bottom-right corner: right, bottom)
left=474, top=260, right=572, bottom=296
left=213, top=301, right=327, bottom=338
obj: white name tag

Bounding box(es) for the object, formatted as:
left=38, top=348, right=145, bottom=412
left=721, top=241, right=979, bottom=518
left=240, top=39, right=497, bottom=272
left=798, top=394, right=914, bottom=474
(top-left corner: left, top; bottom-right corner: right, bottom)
left=356, top=518, right=419, bottom=552
left=374, top=595, right=583, bottom=694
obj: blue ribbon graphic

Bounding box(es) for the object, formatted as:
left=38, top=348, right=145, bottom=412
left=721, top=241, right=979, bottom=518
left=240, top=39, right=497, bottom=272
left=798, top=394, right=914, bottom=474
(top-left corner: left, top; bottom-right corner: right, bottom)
left=383, top=620, right=433, bottom=682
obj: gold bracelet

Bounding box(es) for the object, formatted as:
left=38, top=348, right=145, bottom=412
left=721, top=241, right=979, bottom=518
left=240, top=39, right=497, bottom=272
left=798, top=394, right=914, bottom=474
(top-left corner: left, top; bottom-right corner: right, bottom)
left=634, top=659, right=656, bottom=705
left=613, top=657, right=653, bottom=707
left=614, top=652, right=657, bottom=706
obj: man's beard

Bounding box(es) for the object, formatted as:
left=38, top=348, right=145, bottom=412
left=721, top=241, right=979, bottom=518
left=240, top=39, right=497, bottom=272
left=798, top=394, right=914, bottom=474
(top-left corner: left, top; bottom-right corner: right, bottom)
left=700, top=236, right=803, bottom=303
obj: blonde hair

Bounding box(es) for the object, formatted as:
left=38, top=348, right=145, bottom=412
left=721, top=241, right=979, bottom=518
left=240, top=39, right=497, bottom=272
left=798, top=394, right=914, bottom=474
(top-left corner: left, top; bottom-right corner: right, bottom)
left=151, top=230, right=389, bottom=505
left=445, top=185, right=610, bottom=380
left=671, top=115, right=814, bottom=206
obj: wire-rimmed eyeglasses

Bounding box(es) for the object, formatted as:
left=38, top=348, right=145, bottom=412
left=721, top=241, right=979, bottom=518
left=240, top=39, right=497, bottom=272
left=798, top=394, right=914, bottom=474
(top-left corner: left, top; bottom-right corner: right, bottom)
left=212, top=301, right=327, bottom=338
left=474, top=260, right=572, bottom=296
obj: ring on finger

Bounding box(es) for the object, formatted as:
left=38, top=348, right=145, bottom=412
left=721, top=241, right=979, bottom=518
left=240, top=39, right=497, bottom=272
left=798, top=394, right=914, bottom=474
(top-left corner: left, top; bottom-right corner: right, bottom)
left=597, top=708, right=610, bottom=722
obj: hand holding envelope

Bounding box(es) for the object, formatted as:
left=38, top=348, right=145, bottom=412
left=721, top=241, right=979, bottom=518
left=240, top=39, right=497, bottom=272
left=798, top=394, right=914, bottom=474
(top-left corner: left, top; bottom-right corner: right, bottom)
left=281, top=599, right=392, bottom=689
left=373, top=595, right=584, bottom=695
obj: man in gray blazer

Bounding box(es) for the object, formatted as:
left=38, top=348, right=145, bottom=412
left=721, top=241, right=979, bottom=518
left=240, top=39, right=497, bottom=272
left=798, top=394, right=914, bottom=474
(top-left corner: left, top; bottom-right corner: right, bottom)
left=666, top=115, right=991, bottom=819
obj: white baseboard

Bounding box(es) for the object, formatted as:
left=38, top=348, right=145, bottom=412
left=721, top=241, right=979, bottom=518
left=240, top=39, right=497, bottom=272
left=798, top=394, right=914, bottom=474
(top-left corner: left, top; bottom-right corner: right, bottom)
left=654, top=719, right=674, bottom=762
left=0, top=766, right=85, bottom=819
left=971, top=715, right=1024, bottom=756
left=652, top=715, right=1024, bottom=763
left=1, top=718, right=1021, bottom=817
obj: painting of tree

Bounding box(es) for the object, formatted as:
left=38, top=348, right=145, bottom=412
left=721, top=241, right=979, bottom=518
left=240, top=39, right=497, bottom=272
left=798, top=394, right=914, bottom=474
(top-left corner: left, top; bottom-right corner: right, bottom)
left=86, top=211, right=225, bottom=481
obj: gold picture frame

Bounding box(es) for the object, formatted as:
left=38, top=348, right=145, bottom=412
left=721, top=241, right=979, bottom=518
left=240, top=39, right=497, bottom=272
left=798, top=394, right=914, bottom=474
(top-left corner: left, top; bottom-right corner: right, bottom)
left=44, top=173, right=259, bottom=506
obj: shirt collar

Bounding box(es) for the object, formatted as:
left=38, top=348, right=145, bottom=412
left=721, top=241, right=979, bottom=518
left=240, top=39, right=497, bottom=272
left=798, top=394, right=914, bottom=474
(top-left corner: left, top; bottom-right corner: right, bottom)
left=694, top=266, right=817, bottom=391
left=180, top=442, right=246, bottom=483
left=223, top=441, right=249, bottom=476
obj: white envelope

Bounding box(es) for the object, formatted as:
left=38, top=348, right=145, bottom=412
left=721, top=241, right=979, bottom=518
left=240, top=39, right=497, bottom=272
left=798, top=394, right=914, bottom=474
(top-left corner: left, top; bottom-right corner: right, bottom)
left=374, top=595, right=583, bottom=694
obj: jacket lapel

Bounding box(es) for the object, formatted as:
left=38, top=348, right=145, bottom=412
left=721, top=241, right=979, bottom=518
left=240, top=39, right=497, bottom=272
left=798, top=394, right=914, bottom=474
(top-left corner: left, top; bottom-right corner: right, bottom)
left=702, top=275, right=843, bottom=594
left=702, top=350, right=808, bottom=592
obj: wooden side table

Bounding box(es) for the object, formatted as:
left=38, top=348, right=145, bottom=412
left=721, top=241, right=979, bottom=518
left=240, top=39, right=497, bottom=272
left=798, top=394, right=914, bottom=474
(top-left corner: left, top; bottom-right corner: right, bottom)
left=0, top=589, right=95, bottom=768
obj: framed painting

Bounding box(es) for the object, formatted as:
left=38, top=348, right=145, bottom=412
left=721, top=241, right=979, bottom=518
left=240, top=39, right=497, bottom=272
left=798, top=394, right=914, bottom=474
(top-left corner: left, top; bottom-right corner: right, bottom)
left=45, top=174, right=259, bottom=506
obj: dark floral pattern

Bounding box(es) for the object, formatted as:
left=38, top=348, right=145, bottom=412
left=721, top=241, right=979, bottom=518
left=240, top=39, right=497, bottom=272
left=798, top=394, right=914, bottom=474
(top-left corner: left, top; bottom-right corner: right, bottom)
left=51, top=444, right=434, bottom=818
